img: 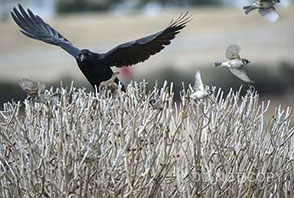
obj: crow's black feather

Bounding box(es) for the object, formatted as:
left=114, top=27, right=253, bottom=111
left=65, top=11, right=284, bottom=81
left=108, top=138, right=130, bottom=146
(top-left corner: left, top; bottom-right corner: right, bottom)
left=103, top=12, right=191, bottom=67
left=11, top=5, right=190, bottom=88
left=11, top=4, right=80, bottom=58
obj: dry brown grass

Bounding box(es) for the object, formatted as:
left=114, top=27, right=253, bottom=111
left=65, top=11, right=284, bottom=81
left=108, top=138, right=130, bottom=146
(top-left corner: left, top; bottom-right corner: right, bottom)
left=0, top=82, right=293, bottom=197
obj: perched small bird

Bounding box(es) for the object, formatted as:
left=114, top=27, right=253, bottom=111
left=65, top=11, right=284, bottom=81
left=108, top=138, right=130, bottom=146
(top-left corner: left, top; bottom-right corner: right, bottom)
left=190, top=71, right=212, bottom=100
left=148, top=99, right=167, bottom=111
left=243, top=0, right=281, bottom=23
left=11, top=5, right=190, bottom=89
left=98, top=72, right=121, bottom=91
left=215, top=44, right=253, bottom=83
left=18, top=79, right=59, bottom=103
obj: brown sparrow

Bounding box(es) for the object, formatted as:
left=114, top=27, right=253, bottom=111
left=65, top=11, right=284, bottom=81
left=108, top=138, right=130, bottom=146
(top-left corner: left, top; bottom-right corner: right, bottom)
left=243, top=0, right=281, bottom=23
left=18, top=79, right=59, bottom=103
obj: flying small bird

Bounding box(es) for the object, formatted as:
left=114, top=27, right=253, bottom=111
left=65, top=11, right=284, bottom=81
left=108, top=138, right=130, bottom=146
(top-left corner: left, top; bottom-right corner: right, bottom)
left=18, top=79, right=45, bottom=100
left=18, top=79, right=59, bottom=103
left=243, top=0, right=281, bottom=23
left=215, top=44, right=253, bottom=83
left=190, top=71, right=212, bottom=100
left=11, top=5, right=190, bottom=89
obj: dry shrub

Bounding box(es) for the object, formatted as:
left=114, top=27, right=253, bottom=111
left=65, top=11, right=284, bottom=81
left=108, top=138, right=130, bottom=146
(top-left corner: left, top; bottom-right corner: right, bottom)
left=0, top=81, right=293, bottom=198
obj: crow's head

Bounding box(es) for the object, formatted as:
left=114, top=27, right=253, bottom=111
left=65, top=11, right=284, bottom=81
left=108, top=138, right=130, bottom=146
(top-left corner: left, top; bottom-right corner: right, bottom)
left=78, top=49, right=95, bottom=62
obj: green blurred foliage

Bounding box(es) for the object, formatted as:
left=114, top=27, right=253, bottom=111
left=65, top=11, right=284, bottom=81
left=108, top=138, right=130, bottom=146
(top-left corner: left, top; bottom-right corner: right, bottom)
left=57, top=0, right=123, bottom=13
left=57, top=0, right=220, bottom=13
left=1, top=62, right=293, bottom=107
left=136, top=62, right=294, bottom=101
left=188, top=0, right=221, bottom=5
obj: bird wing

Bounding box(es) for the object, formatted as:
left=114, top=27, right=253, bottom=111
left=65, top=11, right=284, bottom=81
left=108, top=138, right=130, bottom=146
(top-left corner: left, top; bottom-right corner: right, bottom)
left=195, top=71, right=205, bottom=91
left=18, top=79, right=39, bottom=94
left=229, top=68, right=254, bottom=83
left=225, top=44, right=241, bottom=60
left=38, top=82, right=46, bottom=95
left=11, top=4, right=80, bottom=58
left=258, top=7, right=281, bottom=23
left=102, top=12, right=191, bottom=68
left=260, top=0, right=280, bottom=3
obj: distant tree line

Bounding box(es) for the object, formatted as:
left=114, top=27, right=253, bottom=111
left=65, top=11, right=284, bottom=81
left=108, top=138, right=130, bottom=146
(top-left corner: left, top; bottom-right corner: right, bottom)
left=57, top=0, right=220, bottom=13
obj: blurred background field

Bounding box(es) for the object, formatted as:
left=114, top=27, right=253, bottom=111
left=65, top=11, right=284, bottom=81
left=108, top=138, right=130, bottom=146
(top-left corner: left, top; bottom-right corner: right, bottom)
left=0, top=0, right=293, bottom=109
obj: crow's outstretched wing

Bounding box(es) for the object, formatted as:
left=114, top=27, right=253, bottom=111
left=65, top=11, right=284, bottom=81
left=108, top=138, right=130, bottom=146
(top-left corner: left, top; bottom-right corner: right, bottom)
left=102, top=12, right=191, bottom=68
left=11, top=4, right=80, bottom=58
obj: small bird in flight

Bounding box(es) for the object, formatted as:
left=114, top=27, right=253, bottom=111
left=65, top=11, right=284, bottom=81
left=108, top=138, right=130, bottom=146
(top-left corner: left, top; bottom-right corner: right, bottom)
left=243, top=0, right=281, bottom=23
left=18, top=79, right=44, bottom=100
left=18, top=79, right=59, bottom=103
left=190, top=71, right=212, bottom=100
left=11, top=5, right=190, bottom=89
left=215, top=44, right=253, bottom=83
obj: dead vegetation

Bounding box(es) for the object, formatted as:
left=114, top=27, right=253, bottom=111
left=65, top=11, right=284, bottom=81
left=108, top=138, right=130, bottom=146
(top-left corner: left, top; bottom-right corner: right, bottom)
left=0, top=81, right=293, bottom=197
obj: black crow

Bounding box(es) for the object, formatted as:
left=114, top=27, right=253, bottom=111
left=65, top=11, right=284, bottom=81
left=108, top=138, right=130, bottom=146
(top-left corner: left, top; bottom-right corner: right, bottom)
left=11, top=5, right=190, bottom=89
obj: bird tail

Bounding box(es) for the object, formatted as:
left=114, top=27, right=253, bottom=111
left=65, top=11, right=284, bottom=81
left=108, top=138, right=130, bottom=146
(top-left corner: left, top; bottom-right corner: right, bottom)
left=214, top=62, right=222, bottom=67
left=243, top=5, right=256, bottom=15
